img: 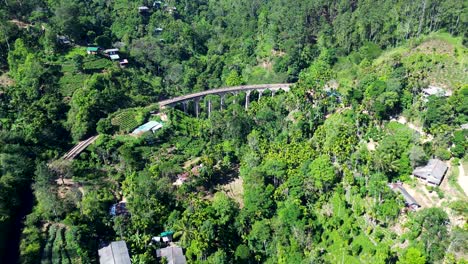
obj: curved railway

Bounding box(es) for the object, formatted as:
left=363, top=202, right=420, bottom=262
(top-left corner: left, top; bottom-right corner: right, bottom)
left=62, top=83, right=294, bottom=160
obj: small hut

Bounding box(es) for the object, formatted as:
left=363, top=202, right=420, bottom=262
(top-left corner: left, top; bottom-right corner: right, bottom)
left=87, top=47, right=99, bottom=55
left=138, top=6, right=150, bottom=13
left=119, top=59, right=129, bottom=68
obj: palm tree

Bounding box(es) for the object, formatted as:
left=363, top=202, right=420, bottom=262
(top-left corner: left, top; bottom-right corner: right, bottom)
left=172, top=216, right=195, bottom=247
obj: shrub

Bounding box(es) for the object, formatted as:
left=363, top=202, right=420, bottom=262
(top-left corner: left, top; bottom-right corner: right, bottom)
left=95, top=35, right=111, bottom=48
left=434, top=148, right=451, bottom=160
left=434, top=187, right=445, bottom=199
left=19, top=226, right=42, bottom=264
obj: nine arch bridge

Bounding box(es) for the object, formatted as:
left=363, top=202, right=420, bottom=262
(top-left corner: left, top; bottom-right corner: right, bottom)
left=157, top=83, right=293, bottom=117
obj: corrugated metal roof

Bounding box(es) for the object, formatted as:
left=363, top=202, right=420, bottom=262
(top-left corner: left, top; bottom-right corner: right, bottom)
left=132, top=121, right=163, bottom=134
left=98, top=241, right=131, bottom=264
left=398, top=186, right=419, bottom=206
left=413, top=159, right=448, bottom=185
left=157, top=246, right=186, bottom=264
left=104, top=48, right=119, bottom=53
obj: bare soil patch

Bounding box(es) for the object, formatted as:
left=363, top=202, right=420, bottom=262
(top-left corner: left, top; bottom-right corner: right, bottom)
left=259, top=60, right=273, bottom=70
left=414, top=39, right=454, bottom=55
left=220, top=177, right=244, bottom=208
left=9, top=19, right=31, bottom=29
left=0, top=73, right=14, bottom=87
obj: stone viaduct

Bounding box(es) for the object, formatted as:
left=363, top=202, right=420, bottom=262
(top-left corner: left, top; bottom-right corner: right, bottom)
left=157, top=83, right=293, bottom=117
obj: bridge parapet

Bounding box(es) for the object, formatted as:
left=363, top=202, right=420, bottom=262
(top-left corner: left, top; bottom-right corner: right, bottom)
left=158, top=83, right=292, bottom=107
left=158, top=83, right=293, bottom=116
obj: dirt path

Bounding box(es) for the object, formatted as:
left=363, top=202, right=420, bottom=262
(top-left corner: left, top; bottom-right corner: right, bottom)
left=393, top=116, right=433, bottom=142
left=458, top=163, right=468, bottom=196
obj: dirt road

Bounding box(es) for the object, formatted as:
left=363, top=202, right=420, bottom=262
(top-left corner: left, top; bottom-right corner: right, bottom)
left=458, top=163, right=468, bottom=196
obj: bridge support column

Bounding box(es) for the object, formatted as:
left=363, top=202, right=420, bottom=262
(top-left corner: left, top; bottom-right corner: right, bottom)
left=207, top=99, right=212, bottom=118
left=271, top=89, right=276, bottom=97
left=182, top=101, right=188, bottom=113
left=232, top=92, right=238, bottom=104
left=245, top=90, right=251, bottom=110
left=258, top=89, right=264, bottom=101
left=194, top=97, right=200, bottom=118
left=220, top=94, right=225, bottom=110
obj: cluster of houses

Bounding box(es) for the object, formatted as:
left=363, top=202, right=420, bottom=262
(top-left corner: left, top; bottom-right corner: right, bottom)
left=86, top=46, right=129, bottom=68
left=99, top=234, right=187, bottom=264
left=138, top=1, right=177, bottom=15
left=389, top=158, right=449, bottom=211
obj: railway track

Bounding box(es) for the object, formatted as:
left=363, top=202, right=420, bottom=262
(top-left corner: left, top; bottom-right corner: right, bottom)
left=62, top=135, right=99, bottom=160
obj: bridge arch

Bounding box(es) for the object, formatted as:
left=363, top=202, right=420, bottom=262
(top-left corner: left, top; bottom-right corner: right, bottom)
left=158, top=83, right=293, bottom=117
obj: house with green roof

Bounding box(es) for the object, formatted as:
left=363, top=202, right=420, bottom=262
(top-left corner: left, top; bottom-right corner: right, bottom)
left=87, top=46, right=99, bottom=55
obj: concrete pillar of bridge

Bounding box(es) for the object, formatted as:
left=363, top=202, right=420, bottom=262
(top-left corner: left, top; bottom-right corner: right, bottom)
left=220, top=94, right=225, bottom=110
left=245, top=90, right=251, bottom=110
left=207, top=99, right=212, bottom=118
left=232, top=92, right=238, bottom=104
left=194, top=97, right=200, bottom=118
left=271, top=89, right=276, bottom=97
left=182, top=101, right=188, bottom=113
left=258, top=89, right=264, bottom=101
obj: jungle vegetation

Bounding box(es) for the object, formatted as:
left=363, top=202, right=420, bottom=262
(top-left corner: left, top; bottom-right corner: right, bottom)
left=0, top=0, right=467, bottom=263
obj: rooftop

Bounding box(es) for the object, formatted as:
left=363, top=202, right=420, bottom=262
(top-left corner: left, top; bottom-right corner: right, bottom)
left=413, top=159, right=448, bottom=185
left=132, top=121, right=163, bottom=135
left=422, top=86, right=452, bottom=97
left=87, top=47, right=99, bottom=51
left=104, top=48, right=119, bottom=53
left=156, top=246, right=187, bottom=264
left=398, top=186, right=419, bottom=207
left=98, top=241, right=131, bottom=264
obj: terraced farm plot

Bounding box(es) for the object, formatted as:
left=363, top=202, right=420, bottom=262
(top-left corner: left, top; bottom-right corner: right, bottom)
left=41, top=224, right=82, bottom=264
left=111, top=109, right=148, bottom=133
left=59, top=48, right=112, bottom=97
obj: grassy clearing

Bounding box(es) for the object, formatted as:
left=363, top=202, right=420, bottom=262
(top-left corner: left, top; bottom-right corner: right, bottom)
left=447, top=166, right=465, bottom=196
left=64, top=47, right=87, bottom=60
left=243, top=64, right=288, bottom=84
left=83, top=57, right=112, bottom=70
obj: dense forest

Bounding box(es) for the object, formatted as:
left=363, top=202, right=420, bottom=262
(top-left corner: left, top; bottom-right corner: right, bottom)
left=0, top=0, right=467, bottom=263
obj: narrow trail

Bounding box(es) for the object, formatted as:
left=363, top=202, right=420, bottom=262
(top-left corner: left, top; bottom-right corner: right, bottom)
left=458, top=163, right=468, bottom=196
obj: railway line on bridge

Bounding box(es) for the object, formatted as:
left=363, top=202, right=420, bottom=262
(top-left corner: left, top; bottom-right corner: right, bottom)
left=157, top=83, right=292, bottom=107
left=158, top=83, right=293, bottom=117
left=61, top=83, right=294, bottom=160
